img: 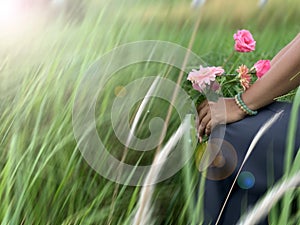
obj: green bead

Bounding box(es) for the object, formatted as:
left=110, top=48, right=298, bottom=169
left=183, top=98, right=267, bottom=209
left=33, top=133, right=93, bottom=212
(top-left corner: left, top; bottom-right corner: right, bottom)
left=236, top=92, right=258, bottom=116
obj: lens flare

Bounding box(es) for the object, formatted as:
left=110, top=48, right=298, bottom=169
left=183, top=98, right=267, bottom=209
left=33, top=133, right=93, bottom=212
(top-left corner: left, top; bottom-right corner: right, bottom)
left=237, top=171, right=255, bottom=189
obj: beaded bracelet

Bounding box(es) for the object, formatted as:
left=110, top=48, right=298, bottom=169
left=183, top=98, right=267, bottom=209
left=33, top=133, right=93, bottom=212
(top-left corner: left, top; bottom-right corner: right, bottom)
left=234, top=92, right=258, bottom=116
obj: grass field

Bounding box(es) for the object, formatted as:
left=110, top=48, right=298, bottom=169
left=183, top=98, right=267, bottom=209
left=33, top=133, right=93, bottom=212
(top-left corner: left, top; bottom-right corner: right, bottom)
left=0, top=0, right=299, bottom=224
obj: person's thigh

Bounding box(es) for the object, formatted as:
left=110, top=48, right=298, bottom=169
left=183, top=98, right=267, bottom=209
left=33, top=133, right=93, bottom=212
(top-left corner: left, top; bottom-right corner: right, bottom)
left=201, top=101, right=300, bottom=225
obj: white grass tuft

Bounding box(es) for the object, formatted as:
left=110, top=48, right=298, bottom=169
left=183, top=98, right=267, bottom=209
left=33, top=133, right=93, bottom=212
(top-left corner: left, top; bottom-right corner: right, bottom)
left=125, top=76, right=160, bottom=148
left=132, top=116, right=191, bottom=225
left=191, top=0, right=206, bottom=8
left=258, top=0, right=268, bottom=8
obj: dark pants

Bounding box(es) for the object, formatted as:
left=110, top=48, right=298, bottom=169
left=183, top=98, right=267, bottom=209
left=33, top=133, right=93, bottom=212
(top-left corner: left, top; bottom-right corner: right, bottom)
left=202, top=101, right=300, bottom=225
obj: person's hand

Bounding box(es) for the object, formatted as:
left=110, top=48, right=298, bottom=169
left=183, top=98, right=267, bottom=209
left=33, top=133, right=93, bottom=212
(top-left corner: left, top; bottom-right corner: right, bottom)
left=197, top=99, right=212, bottom=139
left=197, top=98, right=247, bottom=139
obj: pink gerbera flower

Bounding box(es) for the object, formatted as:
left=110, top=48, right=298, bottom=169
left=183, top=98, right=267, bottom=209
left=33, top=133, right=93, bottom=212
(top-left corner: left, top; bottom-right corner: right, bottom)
left=187, top=65, right=224, bottom=93
left=237, top=64, right=251, bottom=90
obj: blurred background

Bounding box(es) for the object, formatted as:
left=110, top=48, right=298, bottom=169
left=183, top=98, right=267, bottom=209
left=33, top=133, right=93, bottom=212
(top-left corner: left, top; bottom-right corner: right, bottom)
left=0, top=0, right=299, bottom=99
left=0, top=0, right=299, bottom=224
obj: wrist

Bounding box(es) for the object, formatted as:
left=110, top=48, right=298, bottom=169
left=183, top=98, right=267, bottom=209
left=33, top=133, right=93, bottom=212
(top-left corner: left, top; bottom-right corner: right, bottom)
left=230, top=98, right=247, bottom=117
left=234, top=93, right=258, bottom=116
left=240, top=91, right=259, bottom=111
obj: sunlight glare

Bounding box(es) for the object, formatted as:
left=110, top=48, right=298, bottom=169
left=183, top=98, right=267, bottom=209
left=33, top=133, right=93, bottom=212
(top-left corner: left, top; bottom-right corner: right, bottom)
left=0, top=1, right=22, bottom=25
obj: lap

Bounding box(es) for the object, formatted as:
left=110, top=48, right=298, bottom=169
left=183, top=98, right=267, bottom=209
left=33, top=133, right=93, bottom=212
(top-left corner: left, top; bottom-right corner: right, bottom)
left=201, top=101, right=300, bottom=225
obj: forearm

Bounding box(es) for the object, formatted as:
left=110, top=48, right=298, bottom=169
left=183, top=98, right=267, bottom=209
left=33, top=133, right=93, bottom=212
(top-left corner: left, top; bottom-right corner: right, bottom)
left=243, top=35, right=300, bottom=110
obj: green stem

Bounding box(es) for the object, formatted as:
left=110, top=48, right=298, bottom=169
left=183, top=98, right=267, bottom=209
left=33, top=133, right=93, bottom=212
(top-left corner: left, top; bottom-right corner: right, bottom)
left=229, top=53, right=242, bottom=73
left=274, top=91, right=296, bottom=100
left=222, top=50, right=235, bottom=68
left=221, top=77, right=239, bottom=86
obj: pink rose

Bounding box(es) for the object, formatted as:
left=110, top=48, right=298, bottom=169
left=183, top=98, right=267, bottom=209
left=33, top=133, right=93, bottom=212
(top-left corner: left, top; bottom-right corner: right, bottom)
left=253, top=60, right=271, bottom=78
left=233, top=30, right=256, bottom=53
left=187, top=65, right=224, bottom=93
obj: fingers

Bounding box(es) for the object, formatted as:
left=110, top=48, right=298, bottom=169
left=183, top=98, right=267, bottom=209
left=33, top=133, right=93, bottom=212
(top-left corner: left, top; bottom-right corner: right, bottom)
left=198, top=114, right=211, bottom=138
left=197, top=100, right=212, bottom=139
left=205, top=120, right=212, bottom=136
left=198, top=104, right=208, bottom=122
left=197, top=99, right=208, bottom=113
left=197, top=99, right=224, bottom=141
left=198, top=100, right=209, bottom=121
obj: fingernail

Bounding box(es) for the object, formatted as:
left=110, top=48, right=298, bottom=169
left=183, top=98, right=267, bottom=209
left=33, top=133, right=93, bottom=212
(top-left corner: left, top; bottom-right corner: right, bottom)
left=197, top=133, right=202, bottom=142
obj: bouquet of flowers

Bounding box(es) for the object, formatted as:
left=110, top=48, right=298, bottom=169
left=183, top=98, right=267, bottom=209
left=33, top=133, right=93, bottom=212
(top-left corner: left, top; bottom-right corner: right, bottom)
left=184, top=29, right=271, bottom=105
left=185, top=29, right=272, bottom=167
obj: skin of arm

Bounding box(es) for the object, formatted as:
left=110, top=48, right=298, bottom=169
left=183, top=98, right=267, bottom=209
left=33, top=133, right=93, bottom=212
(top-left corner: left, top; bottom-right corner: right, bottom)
left=198, top=33, right=300, bottom=138
left=243, top=34, right=300, bottom=110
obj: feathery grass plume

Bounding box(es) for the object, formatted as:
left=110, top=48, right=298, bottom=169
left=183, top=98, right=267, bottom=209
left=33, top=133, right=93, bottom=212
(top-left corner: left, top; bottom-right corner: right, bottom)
left=258, top=0, right=268, bottom=8
left=237, top=169, right=300, bottom=225
left=125, top=76, right=160, bottom=148
left=215, top=111, right=283, bottom=225
left=107, top=76, right=160, bottom=225
left=132, top=116, right=192, bottom=225
left=191, top=0, right=206, bottom=8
